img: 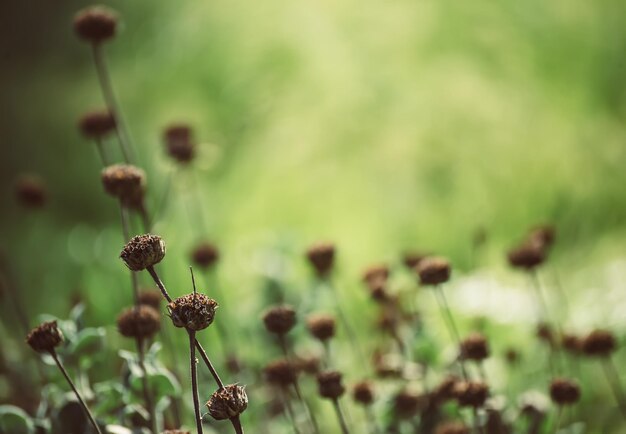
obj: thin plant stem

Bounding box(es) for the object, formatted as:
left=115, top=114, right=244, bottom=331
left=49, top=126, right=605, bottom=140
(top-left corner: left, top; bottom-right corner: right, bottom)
left=188, top=330, right=204, bottom=434
left=529, top=271, right=562, bottom=374
left=230, top=415, right=244, bottom=434
left=478, top=362, right=487, bottom=382
left=433, top=285, right=468, bottom=379
left=332, top=399, right=350, bottom=434
left=91, top=43, right=135, bottom=164
left=281, top=389, right=302, bottom=434
left=151, top=166, right=175, bottom=231
left=602, top=358, right=626, bottom=421
left=472, top=408, right=484, bottom=434
left=364, top=406, right=380, bottom=434
left=553, top=406, right=563, bottom=433
left=136, top=338, right=157, bottom=434
left=50, top=350, right=103, bottom=434
left=94, top=138, right=109, bottom=166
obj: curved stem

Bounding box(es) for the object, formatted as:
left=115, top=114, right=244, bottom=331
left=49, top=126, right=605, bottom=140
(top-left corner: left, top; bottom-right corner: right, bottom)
left=188, top=330, right=204, bottom=434
left=50, top=350, right=103, bottom=434
left=333, top=399, right=350, bottom=434
left=230, top=415, right=244, bottom=434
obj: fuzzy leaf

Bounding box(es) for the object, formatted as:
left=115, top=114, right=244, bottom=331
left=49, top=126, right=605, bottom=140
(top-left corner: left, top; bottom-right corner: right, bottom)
left=0, top=405, right=34, bottom=434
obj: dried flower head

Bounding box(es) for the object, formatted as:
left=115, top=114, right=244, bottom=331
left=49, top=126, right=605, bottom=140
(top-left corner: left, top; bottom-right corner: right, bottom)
left=168, top=293, right=218, bottom=331
left=435, top=421, right=470, bottom=434
left=352, top=381, right=375, bottom=405
left=206, top=384, right=248, bottom=420
left=460, top=333, right=490, bottom=361
left=164, top=123, right=195, bottom=163
left=295, top=355, right=321, bottom=375
left=581, top=329, right=616, bottom=357
left=15, top=175, right=47, bottom=208
left=561, top=333, right=582, bottom=355
left=306, top=314, right=336, bottom=341
left=373, top=352, right=403, bottom=378
left=78, top=109, right=116, bottom=138
left=417, top=257, right=451, bottom=285
left=454, top=381, right=489, bottom=408
left=262, top=305, right=296, bottom=335
left=138, top=290, right=162, bottom=309
left=507, top=242, right=545, bottom=270
left=536, top=323, right=556, bottom=347
left=191, top=242, right=219, bottom=269
left=101, top=164, right=146, bottom=208
left=117, top=305, right=161, bottom=340
left=403, top=251, right=426, bottom=270
left=26, top=321, right=63, bottom=353
left=306, top=242, right=335, bottom=277
left=369, top=282, right=391, bottom=303
left=73, top=6, right=118, bottom=43
left=433, top=376, right=460, bottom=405
left=264, top=359, right=297, bottom=387
left=316, top=371, right=345, bottom=399
left=120, top=234, right=166, bottom=271
left=393, top=389, right=427, bottom=419
left=549, top=378, right=580, bottom=405
left=362, top=264, right=390, bottom=288
left=528, top=225, right=556, bottom=250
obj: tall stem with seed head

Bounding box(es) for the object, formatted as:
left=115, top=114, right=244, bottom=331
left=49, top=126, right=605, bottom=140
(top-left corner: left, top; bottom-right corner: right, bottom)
left=188, top=330, right=203, bottom=434
left=332, top=399, right=350, bottom=434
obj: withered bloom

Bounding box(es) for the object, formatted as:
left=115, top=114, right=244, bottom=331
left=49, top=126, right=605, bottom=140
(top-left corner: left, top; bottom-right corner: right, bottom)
left=295, top=355, right=321, bottom=375
left=581, top=329, right=617, bottom=357
left=352, top=381, right=375, bottom=405
left=168, top=293, right=218, bottom=331
left=393, top=388, right=427, bottom=419
left=528, top=224, right=556, bottom=250
left=163, top=123, right=195, bottom=163
left=78, top=109, right=116, bottom=138
left=416, top=257, right=451, bottom=285
left=454, top=381, right=489, bottom=408
left=536, top=323, right=556, bottom=347
left=264, top=359, right=297, bottom=387
left=549, top=378, right=581, bottom=405
left=26, top=321, right=63, bottom=353
left=316, top=371, right=345, bottom=400
left=306, top=242, right=335, bottom=277
left=262, top=305, right=296, bottom=335
left=362, top=264, right=389, bottom=288
left=206, top=384, right=248, bottom=420
left=507, top=242, right=545, bottom=270
left=101, top=164, right=146, bottom=208
left=403, top=251, right=426, bottom=270
left=74, top=6, right=118, bottom=44
left=15, top=175, right=47, bottom=208
left=460, top=332, right=490, bottom=361
left=120, top=234, right=166, bottom=271
left=432, top=375, right=460, bottom=405
left=137, top=290, right=162, bottom=309
left=561, top=333, right=582, bottom=355
left=435, top=421, right=470, bottom=434
left=191, top=242, right=219, bottom=270
left=306, top=314, right=336, bottom=341
left=116, top=305, right=161, bottom=340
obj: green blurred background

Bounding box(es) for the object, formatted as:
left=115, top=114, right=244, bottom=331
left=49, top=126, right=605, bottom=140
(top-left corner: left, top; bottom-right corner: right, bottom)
left=1, top=0, right=626, bottom=432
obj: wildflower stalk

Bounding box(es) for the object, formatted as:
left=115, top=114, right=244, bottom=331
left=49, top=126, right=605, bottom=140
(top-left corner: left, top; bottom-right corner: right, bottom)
left=433, top=284, right=468, bottom=379
left=281, top=389, right=302, bottom=434
left=50, top=349, right=103, bottom=434
left=529, top=271, right=562, bottom=374
left=188, top=330, right=204, bottom=434
left=602, top=358, right=626, bottom=420
left=94, top=138, right=110, bottom=166
left=332, top=400, right=350, bottom=434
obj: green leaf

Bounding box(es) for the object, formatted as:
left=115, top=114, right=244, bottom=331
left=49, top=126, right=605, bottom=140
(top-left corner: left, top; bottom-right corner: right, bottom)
left=68, top=327, right=106, bottom=357
left=105, top=425, right=133, bottom=434
left=0, top=405, right=34, bottom=434
left=129, top=369, right=181, bottom=402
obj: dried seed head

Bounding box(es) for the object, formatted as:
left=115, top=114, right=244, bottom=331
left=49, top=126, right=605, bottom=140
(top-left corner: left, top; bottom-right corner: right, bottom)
left=454, top=381, right=489, bottom=408
left=352, top=381, right=375, bottom=405
left=26, top=321, right=63, bottom=353
left=138, top=290, right=162, bottom=309
left=528, top=224, right=556, bottom=249
left=306, top=313, right=336, bottom=341
left=504, top=348, right=520, bottom=364
left=433, top=376, right=460, bottom=405
left=164, top=123, right=195, bottom=163
left=549, top=378, right=580, bottom=406
left=316, top=370, right=345, bottom=399
left=403, top=251, right=426, bottom=270
left=73, top=6, right=118, bottom=44
left=15, top=175, right=47, bottom=208
left=306, top=242, right=335, bottom=277
left=101, top=164, right=146, bottom=209
left=167, top=293, right=218, bottom=331
left=262, top=305, right=296, bottom=335
left=117, top=306, right=161, bottom=340
left=191, top=242, right=219, bottom=269
left=435, top=422, right=470, bottom=434
left=295, top=355, right=321, bottom=375
left=264, top=359, right=297, bottom=387
left=393, top=388, right=427, bottom=419
left=120, top=234, right=166, bottom=271
left=369, top=282, right=391, bottom=303
left=78, top=109, right=116, bottom=138
left=460, top=333, right=490, bottom=361
left=536, top=323, right=556, bottom=347
left=416, top=257, right=451, bottom=285
left=206, top=384, right=248, bottom=420
left=373, top=352, right=403, bottom=378
left=581, top=329, right=616, bottom=357
left=362, top=264, right=390, bottom=288
left=560, top=333, right=582, bottom=355
left=507, top=242, right=545, bottom=270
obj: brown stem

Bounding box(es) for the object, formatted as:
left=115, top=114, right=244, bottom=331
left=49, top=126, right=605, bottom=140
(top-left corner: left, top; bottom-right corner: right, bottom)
left=230, top=415, right=244, bottom=434
left=50, top=350, right=103, bottom=434
left=188, top=330, right=204, bottom=434
left=332, top=399, right=350, bottom=434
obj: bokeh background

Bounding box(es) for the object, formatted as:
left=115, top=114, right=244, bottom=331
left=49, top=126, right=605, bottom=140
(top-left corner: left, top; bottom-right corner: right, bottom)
left=1, top=0, right=626, bottom=433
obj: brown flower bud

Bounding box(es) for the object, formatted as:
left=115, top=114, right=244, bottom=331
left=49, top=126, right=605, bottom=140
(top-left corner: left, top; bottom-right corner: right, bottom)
left=191, top=242, right=219, bottom=269
left=316, top=371, right=345, bottom=399
left=306, top=314, right=336, bottom=341
left=454, top=381, right=489, bottom=408
left=120, top=234, right=166, bottom=271
left=117, top=305, right=161, bottom=340
left=101, top=164, right=146, bottom=209
left=295, top=354, right=321, bottom=375
left=417, top=257, right=451, bottom=285
left=536, top=323, right=555, bottom=347
left=164, top=123, right=195, bottom=163
left=306, top=242, right=335, bottom=277
left=560, top=333, right=582, bottom=355
left=369, top=283, right=391, bottom=303
left=167, top=293, right=218, bottom=331
left=549, top=378, right=580, bottom=405
left=528, top=224, right=556, bottom=249
left=581, top=329, right=616, bottom=357
left=393, top=388, right=427, bottom=419
left=403, top=251, right=426, bottom=270
left=504, top=348, right=520, bottom=365
left=73, top=6, right=118, bottom=44
left=15, top=175, right=47, bottom=208
left=433, top=375, right=460, bottom=405
left=262, top=305, right=296, bottom=335
left=206, top=384, right=248, bottom=420
left=460, top=333, right=490, bottom=361
left=352, top=381, right=375, bottom=405
left=435, top=421, right=470, bottom=434
left=362, top=264, right=389, bottom=288
left=507, top=242, right=545, bottom=270
left=26, top=321, right=63, bottom=353
left=264, top=359, right=297, bottom=387
left=138, top=290, right=162, bottom=309
left=78, top=109, right=116, bottom=138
